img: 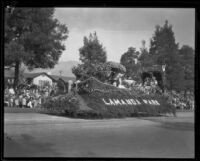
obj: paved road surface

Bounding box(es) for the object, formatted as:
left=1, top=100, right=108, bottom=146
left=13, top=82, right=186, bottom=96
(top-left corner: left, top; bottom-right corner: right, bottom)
left=4, top=111, right=194, bottom=158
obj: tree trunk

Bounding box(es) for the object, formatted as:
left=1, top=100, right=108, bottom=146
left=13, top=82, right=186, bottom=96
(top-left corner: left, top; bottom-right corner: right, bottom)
left=14, top=60, right=20, bottom=90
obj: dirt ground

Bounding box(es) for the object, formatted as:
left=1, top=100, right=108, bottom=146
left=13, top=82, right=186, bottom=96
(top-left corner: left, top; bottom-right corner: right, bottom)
left=4, top=111, right=194, bottom=158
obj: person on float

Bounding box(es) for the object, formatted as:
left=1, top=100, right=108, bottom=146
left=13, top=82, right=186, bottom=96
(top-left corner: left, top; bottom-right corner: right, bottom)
left=113, top=81, right=117, bottom=87
left=74, top=79, right=81, bottom=91
left=68, top=80, right=73, bottom=93
left=117, top=74, right=126, bottom=89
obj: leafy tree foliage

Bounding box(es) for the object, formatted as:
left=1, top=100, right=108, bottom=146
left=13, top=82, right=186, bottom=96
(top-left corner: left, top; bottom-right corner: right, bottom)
left=120, top=47, right=140, bottom=79
left=149, top=20, right=184, bottom=91
left=149, top=20, right=179, bottom=65
left=72, top=63, right=111, bottom=82
left=73, top=32, right=107, bottom=81
left=79, top=32, right=107, bottom=65
left=179, top=45, right=194, bottom=93
left=5, top=8, right=68, bottom=88
left=138, top=40, right=154, bottom=68
left=165, top=63, right=185, bottom=92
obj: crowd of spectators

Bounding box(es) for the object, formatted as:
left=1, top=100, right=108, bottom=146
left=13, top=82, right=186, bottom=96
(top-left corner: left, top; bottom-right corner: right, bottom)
left=167, top=91, right=194, bottom=111
left=4, top=74, right=194, bottom=111
left=4, top=84, right=57, bottom=108
left=111, top=75, right=194, bottom=111
left=133, top=76, right=162, bottom=95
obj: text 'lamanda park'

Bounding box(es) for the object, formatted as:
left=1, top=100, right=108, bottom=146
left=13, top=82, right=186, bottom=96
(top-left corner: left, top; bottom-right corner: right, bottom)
left=102, top=98, right=160, bottom=106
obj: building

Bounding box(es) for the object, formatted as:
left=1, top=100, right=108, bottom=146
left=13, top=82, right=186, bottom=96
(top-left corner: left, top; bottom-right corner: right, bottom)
left=4, top=68, right=24, bottom=88
left=23, top=72, right=76, bottom=87
left=4, top=67, right=76, bottom=88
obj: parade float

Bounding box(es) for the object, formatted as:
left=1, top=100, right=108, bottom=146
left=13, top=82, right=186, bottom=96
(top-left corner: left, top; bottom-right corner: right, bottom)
left=42, top=62, right=176, bottom=119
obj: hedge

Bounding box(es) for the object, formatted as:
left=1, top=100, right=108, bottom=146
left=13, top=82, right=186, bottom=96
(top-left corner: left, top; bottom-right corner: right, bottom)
left=41, top=93, right=79, bottom=116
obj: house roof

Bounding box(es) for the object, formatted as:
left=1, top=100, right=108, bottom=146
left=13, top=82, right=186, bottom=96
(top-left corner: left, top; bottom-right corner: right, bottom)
left=5, top=68, right=76, bottom=83
left=50, top=75, right=76, bottom=82
left=23, top=72, right=54, bottom=79
left=23, top=72, right=76, bottom=82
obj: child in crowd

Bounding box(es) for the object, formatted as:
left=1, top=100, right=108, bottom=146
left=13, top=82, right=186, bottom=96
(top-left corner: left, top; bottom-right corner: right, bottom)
left=27, top=98, right=33, bottom=108
left=9, top=95, right=14, bottom=107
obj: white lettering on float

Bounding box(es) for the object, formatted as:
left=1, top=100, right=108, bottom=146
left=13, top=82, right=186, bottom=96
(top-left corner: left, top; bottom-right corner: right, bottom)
left=113, top=99, right=122, bottom=105
left=125, top=99, right=133, bottom=105
left=142, top=99, right=148, bottom=104
left=152, top=100, right=160, bottom=105
left=102, top=98, right=111, bottom=105
left=148, top=100, right=153, bottom=105
left=102, top=98, right=160, bottom=106
left=135, top=99, right=141, bottom=105
left=120, top=99, right=127, bottom=105
left=155, top=100, right=160, bottom=105
left=130, top=99, right=137, bottom=105
left=109, top=99, right=116, bottom=106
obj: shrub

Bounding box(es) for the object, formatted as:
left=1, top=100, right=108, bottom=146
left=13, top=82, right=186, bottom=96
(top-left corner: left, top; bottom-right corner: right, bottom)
left=41, top=93, right=79, bottom=115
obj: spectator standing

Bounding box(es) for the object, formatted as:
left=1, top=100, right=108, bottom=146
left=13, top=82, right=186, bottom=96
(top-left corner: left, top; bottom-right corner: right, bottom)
left=9, top=87, right=15, bottom=95
left=19, top=94, right=23, bottom=108
left=9, top=95, right=14, bottom=107
left=45, top=89, right=49, bottom=97
left=14, top=96, right=19, bottom=108
left=22, top=96, right=26, bottom=108
left=38, top=95, right=42, bottom=106
left=27, top=98, right=33, bottom=108
left=34, top=98, right=38, bottom=108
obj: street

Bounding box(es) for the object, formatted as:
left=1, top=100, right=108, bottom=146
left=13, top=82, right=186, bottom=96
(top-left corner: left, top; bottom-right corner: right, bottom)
left=4, top=111, right=194, bottom=158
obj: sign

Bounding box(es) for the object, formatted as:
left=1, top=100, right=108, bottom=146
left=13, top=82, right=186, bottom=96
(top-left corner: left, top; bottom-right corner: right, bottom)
left=102, top=98, right=160, bottom=106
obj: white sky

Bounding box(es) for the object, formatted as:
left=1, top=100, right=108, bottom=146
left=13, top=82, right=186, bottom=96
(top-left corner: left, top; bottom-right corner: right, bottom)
left=54, top=8, right=195, bottom=63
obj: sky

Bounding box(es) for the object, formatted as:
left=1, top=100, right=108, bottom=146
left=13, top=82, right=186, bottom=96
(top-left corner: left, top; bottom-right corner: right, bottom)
left=54, top=8, right=195, bottom=63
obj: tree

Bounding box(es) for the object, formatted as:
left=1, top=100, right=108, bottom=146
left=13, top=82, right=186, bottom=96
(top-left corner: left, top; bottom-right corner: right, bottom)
left=149, top=20, right=184, bottom=91
left=73, top=32, right=107, bottom=80
left=138, top=40, right=154, bottom=68
left=79, top=32, right=107, bottom=65
left=149, top=20, right=179, bottom=65
left=120, top=47, right=140, bottom=79
left=179, top=45, right=194, bottom=93
left=165, top=63, right=185, bottom=92
left=5, top=8, right=68, bottom=88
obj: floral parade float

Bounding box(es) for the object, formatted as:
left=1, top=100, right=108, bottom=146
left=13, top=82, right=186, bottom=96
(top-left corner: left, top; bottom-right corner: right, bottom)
left=42, top=62, right=176, bottom=119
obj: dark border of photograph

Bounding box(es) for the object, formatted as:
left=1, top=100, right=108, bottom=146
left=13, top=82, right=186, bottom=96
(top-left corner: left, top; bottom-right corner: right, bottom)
left=1, top=0, right=199, bottom=161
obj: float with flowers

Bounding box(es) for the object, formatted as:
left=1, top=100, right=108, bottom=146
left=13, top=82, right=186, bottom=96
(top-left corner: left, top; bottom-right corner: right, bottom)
left=41, top=62, right=176, bottom=119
